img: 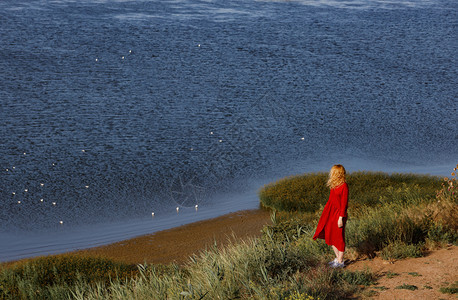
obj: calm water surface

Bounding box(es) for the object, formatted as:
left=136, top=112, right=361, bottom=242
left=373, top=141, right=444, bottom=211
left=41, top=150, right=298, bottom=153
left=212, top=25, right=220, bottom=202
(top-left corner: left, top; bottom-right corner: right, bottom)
left=0, top=0, right=456, bottom=261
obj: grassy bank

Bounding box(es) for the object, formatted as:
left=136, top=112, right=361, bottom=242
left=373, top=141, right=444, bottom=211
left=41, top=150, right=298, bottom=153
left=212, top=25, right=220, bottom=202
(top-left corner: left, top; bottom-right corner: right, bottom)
left=259, top=171, right=442, bottom=212
left=1, top=166, right=456, bottom=299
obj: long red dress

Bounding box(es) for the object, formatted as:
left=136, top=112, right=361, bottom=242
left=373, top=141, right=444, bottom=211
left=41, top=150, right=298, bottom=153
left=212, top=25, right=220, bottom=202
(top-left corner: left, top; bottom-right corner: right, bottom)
left=313, top=182, right=348, bottom=252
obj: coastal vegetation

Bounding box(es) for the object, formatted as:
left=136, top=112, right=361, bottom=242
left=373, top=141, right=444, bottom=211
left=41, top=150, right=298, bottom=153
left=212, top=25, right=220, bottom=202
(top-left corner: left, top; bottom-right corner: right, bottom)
left=1, top=166, right=456, bottom=299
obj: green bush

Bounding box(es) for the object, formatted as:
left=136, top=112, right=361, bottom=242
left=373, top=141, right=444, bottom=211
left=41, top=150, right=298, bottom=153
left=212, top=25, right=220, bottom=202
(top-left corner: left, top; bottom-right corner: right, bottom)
left=381, top=241, right=423, bottom=260
left=426, top=223, right=458, bottom=245
left=345, top=204, right=427, bottom=257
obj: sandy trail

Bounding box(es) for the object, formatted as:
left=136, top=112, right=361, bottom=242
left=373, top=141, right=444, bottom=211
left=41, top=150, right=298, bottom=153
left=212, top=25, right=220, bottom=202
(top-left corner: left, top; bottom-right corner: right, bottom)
left=347, top=245, right=457, bottom=299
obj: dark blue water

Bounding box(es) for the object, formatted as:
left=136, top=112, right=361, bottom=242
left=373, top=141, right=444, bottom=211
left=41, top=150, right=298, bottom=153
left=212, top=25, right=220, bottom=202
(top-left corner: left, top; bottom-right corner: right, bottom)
left=0, top=0, right=457, bottom=260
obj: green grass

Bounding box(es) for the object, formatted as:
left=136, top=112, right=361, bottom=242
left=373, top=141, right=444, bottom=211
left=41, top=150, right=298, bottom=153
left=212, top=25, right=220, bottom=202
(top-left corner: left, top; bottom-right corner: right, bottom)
left=0, top=255, right=138, bottom=299
left=386, top=271, right=400, bottom=279
left=395, top=284, right=418, bottom=291
left=440, top=281, right=458, bottom=294
left=259, top=171, right=442, bottom=213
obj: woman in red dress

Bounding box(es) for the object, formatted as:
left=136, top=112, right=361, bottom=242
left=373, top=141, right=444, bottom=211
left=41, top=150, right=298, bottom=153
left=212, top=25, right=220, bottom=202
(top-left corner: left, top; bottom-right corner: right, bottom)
left=313, top=164, right=348, bottom=268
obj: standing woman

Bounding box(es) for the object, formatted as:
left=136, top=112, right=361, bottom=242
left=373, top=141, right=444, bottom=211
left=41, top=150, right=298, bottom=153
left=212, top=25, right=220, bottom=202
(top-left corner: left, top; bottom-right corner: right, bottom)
left=313, top=164, right=349, bottom=268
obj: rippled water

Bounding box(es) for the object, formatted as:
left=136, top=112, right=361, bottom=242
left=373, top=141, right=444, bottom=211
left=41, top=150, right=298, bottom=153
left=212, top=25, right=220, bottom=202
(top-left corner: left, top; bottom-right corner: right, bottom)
left=0, top=0, right=456, bottom=260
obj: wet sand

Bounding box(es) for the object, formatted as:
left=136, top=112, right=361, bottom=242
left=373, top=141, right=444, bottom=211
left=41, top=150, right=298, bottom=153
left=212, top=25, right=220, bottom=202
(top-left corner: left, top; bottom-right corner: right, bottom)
left=71, top=209, right=272, bottom=265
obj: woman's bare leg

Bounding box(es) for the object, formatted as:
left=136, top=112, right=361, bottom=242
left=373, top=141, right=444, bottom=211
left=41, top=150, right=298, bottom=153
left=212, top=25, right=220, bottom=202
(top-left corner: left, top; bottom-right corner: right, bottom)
left=332, top=245, right=344, bottom=263
left=337, top=250, right=344, bottom=263
left=331, top=245, right=339, bottom=258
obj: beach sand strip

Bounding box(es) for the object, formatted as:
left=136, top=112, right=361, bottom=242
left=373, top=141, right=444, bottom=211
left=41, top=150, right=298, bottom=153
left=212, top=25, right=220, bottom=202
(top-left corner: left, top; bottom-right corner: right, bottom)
left=71, top=209, right=272, bottom=265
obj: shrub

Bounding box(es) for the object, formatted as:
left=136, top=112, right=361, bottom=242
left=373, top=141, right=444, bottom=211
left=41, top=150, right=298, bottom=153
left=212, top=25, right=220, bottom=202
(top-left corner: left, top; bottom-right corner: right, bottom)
left=345, top=204, right=427, bottom=257
left=381, top=241, right=423, bottom=260
left=436, top=165, right=458, bottom=203
left=426, top=222, right=458, bottom=246
left=423, top=165, right=458, bottom=247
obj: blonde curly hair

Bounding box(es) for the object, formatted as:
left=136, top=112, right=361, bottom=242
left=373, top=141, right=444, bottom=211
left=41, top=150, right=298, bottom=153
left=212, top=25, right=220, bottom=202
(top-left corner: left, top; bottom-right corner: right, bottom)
left=327, top=164, right=346, bottom=189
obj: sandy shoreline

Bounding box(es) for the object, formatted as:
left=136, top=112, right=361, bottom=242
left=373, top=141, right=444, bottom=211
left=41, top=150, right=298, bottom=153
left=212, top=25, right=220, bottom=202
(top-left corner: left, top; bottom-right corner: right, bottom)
left=67, top=209, right=272, bottom=265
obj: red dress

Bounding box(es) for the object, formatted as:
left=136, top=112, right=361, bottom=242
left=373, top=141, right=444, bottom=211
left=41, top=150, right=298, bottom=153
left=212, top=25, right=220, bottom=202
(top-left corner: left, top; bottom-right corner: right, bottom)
left=313, top=182, right=348, bottom=252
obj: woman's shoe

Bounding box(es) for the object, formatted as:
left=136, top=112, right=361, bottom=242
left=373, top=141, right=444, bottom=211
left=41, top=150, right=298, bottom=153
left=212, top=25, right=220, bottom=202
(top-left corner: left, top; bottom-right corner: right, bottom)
left=330, top=261, right=345, bottom=268
left=328, top=258, right=337, bottom=265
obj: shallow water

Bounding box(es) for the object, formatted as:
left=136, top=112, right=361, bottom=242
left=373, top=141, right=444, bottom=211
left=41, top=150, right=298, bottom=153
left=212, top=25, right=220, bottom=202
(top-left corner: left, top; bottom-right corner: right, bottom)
left=0, top=0, right=456, bottom=261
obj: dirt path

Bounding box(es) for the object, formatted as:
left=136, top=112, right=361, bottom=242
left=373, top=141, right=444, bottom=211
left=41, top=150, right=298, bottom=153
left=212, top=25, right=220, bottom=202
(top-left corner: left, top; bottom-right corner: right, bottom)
left=347, top=245, right=457, bottom=299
